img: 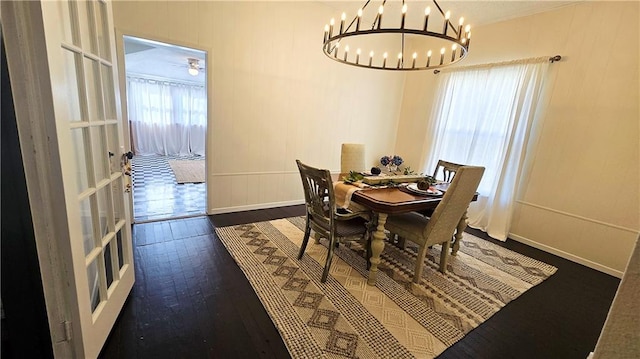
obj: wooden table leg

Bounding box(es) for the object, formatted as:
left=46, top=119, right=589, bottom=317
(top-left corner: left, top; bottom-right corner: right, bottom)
left=452, top=210, right=468, bottom=256
left=368, top=212, right=387, bottom=285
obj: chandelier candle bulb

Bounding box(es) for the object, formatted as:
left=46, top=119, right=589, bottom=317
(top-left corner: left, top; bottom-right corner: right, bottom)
left=412, top=52, right=417, bottom=68
left=377, top=5, right=384, bottom=29
left=451, top=44, right=457, bottom=62
left=397, top=53, right=402, bottom=69
left=356, top=48, right=361, bottom=64
left=356, top=8, right=362, bottom=31
left=443, top=11, right=450, bottom=34
left=369, top=51, right=374, bottom=66
left=344, top=45, right=349, bottom=61
left=382, top=52, right=388, bottom=68
left=458, top=17, right=464, bottom=39
left=340, top=12, right=345, bottom=34
left=334, top=42, right=339, bottom=58
left=427, top=50, right=432, bottom=67
left=439, top=47, right=445, bottom=65
left=423, top=6, right=430, bottom=31
left=401, top=4, right=407, bottom=29
left=323, top=24, right=329, bottom=42
left=329, top=18, right=334, bottom=37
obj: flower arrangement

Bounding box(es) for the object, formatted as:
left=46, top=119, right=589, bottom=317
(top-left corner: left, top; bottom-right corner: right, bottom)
left=380, top=155, right=403, bottom=166
left=380, top=155, right=403, bottom=172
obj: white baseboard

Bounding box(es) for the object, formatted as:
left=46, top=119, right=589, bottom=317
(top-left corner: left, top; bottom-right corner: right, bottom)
left=208, top=200, right=305, bottom=215
left=508, top=233, right=623, bottom=278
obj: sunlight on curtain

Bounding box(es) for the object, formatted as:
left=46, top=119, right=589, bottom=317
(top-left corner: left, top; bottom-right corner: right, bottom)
left=424, top=61, right=550, bottom=240
left=127, top=77, right=206, bottom=156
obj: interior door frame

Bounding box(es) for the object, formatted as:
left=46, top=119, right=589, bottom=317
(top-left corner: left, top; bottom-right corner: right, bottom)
left=113, top=27, right=211, bottom=221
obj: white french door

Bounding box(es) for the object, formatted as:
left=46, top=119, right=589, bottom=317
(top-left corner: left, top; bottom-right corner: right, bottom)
left=2, top=0, right=134, bottom=357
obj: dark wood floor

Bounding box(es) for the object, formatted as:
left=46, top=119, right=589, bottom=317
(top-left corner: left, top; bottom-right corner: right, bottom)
left=99, top=205, right=620, bottom=359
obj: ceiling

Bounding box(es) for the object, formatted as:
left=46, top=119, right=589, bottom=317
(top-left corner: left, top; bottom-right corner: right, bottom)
left=323, top=1, right=579, bottom=25
left=122, top=1, right=579, bottom=82
left=124, top=36, right=207, bottom=84
left=436, top=0, right=578, bottom=25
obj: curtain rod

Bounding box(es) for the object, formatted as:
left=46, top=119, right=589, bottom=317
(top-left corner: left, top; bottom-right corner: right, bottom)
left=434, top=55, right=562, bottom=74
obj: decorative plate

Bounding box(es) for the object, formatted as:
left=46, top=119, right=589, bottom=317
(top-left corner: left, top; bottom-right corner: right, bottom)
left=406, top=183, right=443, bottom=196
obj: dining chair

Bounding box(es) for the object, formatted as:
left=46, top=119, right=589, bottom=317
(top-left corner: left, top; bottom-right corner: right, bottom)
left=391, top=159, right=466, bottom=248
left=385, top=166, right=485, bottom=283
left=432, top=159, right=463, bottom=182
left=296, top=160, right=371, bottom=282
left=411, top=159, right=466, bottom=221
left=340, top=143, right=366, bottom=178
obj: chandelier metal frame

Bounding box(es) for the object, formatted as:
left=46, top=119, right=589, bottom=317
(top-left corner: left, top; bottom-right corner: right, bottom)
left=322, top=0, right=472, bottom=71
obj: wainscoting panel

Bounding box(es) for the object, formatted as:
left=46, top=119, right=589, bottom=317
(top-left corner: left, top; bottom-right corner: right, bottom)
left=511, top=201, right=638, bottom=276
left=209, top=171, right=304, bottom=213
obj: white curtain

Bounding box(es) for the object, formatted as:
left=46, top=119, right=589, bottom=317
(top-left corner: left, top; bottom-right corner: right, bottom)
left=127, top=77, right=206, bottom=156
left=424, top=60, right=550, bottom=240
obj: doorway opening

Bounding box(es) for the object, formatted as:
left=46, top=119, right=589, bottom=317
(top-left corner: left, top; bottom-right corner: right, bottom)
left=123, top=36, right=207, bottom=222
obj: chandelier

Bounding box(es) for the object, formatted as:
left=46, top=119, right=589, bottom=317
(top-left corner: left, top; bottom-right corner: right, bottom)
left=322, top=0, right=472, bottom=71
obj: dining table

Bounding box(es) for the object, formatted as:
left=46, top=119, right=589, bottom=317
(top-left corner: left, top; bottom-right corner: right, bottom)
left=341, top=182, right=476, bottom=285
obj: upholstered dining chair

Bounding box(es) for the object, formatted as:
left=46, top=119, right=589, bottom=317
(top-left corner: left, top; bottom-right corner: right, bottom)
left=415, top=159, right=465, bottom=219
left=340, top=143, right=366, bottom=178
left=296, top=160, right=371, bottom=282
left=391, top=159, right=466, bottom=247
left=385, top=166, right=485, bottom=283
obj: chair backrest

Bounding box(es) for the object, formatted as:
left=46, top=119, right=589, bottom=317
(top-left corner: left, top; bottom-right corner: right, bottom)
left=432, top=160, right=463, bottom=183
left=423, top=166, right=485, bottom=243
left=296, top=160, right=335, bottom=230
left=340, top=143, right=365, bottom=176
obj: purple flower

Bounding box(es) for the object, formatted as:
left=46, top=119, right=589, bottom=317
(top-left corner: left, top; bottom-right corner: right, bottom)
left=380, top=156, right=391, bottom=166
left=391, top=155, right=403, bottom=166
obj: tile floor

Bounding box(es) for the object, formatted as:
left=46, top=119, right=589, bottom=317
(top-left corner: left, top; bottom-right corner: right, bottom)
left=131, top=154, right=206, bottom=222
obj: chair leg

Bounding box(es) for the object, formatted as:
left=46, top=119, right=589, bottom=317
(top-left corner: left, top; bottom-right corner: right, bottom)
left=365, top=235, right=372, bottom=270
left=364, top=218, right=377, bottom=270
left=397, top=236, right=406, bottom=250
left=321, top=236, right=336, bottom=282
left=412, top=243, right=430, bottom=284
left=297, top=222, right=312, bottom=260
left=438, top=240, right=451, bottom=273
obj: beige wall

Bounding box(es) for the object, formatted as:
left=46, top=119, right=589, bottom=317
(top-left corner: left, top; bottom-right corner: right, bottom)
left=114, top=1, right=639, bottom=275
left=113, top=1, right=405, bottom=213
left=397, top=1, right=640, bottom=275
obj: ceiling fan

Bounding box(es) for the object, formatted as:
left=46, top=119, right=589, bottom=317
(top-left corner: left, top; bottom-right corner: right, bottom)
left=158, top=57, right=207, bottom=78
left=187, top=58, right=202, bottom=76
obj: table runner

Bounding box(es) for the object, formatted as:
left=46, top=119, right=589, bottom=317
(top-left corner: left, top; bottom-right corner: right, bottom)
left=333, top=181, right=364, bottom=208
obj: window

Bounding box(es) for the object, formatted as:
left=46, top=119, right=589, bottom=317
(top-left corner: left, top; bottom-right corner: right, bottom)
left=424, top=60, right=550, bottom=240
left=127, top=77, right=207, bottom=156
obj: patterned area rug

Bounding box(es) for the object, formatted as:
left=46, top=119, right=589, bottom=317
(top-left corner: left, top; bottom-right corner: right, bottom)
left=215, top=217, right=557, bottom=358
left=167, top=159, right=205, bottom=183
